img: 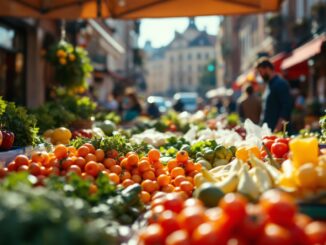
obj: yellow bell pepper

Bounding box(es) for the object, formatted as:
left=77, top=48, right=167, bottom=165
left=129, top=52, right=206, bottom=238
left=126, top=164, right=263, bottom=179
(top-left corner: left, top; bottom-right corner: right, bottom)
left=289, top=137, right=319, bottom=167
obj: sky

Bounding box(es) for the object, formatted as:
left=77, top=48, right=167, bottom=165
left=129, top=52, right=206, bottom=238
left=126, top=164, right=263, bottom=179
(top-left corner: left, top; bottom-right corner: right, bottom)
left=139, top=16, right=220, bottom=48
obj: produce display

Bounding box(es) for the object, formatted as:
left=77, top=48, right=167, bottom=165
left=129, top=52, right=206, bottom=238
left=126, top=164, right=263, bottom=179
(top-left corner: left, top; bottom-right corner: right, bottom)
left=0, top=97, right=325, bottom=245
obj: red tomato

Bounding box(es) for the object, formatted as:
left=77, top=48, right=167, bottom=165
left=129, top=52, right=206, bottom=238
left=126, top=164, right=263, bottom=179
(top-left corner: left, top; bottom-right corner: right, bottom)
left=305, top=222, right=326, bottom=245
left=139, top=224, right=165, bottom=245
left=260, top=190, right=296, bottom=227
left=258, top=223, right=293, bottom=245
left=226, top=235, right=248, bottom=245
left=289, top=223, right=310, bottom=245
left=166, top=230, right=191, bottom=245
left=177, top=206, right=207, bottom=234
left=158, top=210, right=180, bottom=236
left=163, top=194, right=184, bottom=213
left=241, top=204, right=267, bottom=240
left=261, top=151, right=267, bottom=158
left=263, top=135, right=277, bottom=141
left=271, top=142, right=288, bottom=158
left=192, top=222, right=225, bottom=245
left=219, top=193, right=247, bottom=225
left=29, top=162, right=42, bottom=176
left=275, top=138, right=290, bottom=145
left=262, top=139, right=274, bottom=151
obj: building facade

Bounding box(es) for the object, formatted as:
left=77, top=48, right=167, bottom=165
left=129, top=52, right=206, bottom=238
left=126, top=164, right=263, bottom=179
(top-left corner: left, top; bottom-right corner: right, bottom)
left=144, top=18, right=216, bottom=96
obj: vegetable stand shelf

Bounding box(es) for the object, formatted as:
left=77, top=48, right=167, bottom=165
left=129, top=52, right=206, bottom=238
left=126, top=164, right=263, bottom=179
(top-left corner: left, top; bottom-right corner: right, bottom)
left=0, top=144, right=46, bottom=165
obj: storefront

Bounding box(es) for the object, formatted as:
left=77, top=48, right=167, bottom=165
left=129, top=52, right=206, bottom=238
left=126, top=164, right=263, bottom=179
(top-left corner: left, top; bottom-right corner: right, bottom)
left=0, top=20, right=26, bottom=105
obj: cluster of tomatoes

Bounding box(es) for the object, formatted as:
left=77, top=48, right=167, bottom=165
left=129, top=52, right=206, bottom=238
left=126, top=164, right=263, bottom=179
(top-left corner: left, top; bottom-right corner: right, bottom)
left=138, top=190, right=326, bottom=245
left=0, top=144, right=201, bottom=198
left=261, top=135, right=290, bottom=159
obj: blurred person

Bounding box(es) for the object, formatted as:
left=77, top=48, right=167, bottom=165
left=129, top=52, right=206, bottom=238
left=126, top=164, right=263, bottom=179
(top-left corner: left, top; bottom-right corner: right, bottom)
left=237, top=84, right=262, bottom=124
left=256, top=58, right=292, bottom=132
left=122, top=92, right=142, bottom=122
left=173, top=99, right=184, bottom=112
left=104, top=93, right=118, bottom=112
left=147, top=102, right=161, bottom=118
left=215, top=99, right=225, bottom=114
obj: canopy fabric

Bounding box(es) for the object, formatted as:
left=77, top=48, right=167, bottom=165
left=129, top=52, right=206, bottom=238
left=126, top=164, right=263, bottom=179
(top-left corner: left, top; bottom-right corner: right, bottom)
left=0, top=0, right=282, bottom=19
left=281, top=34, right=326, bottom=70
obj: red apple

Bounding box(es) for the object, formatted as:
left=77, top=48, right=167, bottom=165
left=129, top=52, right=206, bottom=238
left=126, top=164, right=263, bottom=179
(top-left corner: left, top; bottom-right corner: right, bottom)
left=0, top=130, right=15, bottom=150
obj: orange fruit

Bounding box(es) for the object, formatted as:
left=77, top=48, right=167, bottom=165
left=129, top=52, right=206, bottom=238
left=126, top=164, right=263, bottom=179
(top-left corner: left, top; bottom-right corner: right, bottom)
left=140, top=191, right=151, bottom=204
left=171, top=167, right=185, bottom=178
left=166, top=230, right=191, bottom=245
left=121, top=171, right=131, bottom=181
left=176, top=151, right=188, bottom=163
left=132, top=174, right=142, bottom=183
left=120, top=158, right=129, bottom=169
left=95, top=149, right=105, bottom=162
left=15, top=155, right=29, bottom=167
left=168, top=159, right=179, bottom=172
left=122, top=179, right=134, bottom=188
left=98, top=163, right=105, bottom=171
left=132, top=168, right=140, bottom=175
left=141, top=179, right=157, bottom=193
left=139, top=224, right=165, bottom=245
left=85, top=153, right=97, bottom=163
left=148, top=149, right=161, bottom=162
left=81, top=172, right=95, bottom=182
left=110, top=165, right=122, bottom=175
left=155, top=167, right=167, bottom=177
left=84, top=161, right=99, bottom=177
left=29, top=162, right=42, bottom=176
left=127, top=153, right=139, bottom=169
left=194, top=163, right=202, bottom=171
left=103, top=158, right=116, bottom=169
left=53, top=145, right=68, bottom=160
left=77, top=146, right=90, bottom=157
left=180, top=181, right=194, bottom=192
left=152, top=161, right=164, bottom=170
left=143, top=170, right=156, bottom=180
left=174, top=175, right=187, bottom=186
left=108, top=173, right=120, bottom=184
left=83, top=143, right=95, bottom=154
left=67, top=146, right=77, bottom=156
left=62, top=157, right=74, bottom=170
left=157, top=174, right=171, bottom=186
left=67, top=165, right=82, bottom=176
left=185, top=160, right=196, bottom=172
left=7, top=162, right=17, bottom=172
left=31, top=151, right=44, bottom=163
left=107, top=149, right=119, bottom=159
left=138, top=160, right=151, bottom=172
left=74, top=157, right=86, bottom=170
left=162, top=184, right=175, bottom=193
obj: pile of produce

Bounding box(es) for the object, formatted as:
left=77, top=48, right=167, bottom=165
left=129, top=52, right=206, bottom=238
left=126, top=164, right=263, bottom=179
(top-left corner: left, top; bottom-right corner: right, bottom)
left=138, top=191, right=326, bottom=245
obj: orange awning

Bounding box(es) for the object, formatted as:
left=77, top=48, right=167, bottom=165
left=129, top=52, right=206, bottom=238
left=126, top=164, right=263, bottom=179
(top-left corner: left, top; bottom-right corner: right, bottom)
left=0, top=0, right=283, bottom=19
left=281, top=34, right=326, bottom=70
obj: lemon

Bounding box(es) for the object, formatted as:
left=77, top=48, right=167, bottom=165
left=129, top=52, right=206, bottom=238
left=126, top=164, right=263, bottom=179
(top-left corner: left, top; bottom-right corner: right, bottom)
left=52, top=127, right=72, bottom=141
left=295, top=163, right=318, bottom=189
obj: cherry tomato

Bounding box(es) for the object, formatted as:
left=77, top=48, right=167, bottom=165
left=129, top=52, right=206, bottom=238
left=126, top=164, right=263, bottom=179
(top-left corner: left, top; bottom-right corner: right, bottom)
left=262, top=139, right=274, bottom=151
left=192, top=222, right=226, bottom=245
left=177, top=206, right=207, bottom=234
left=289, top=223, right=310, bottom=245
left=305, top=222, right=326, bottom=245
left=271, top=142, right=288, bottom=158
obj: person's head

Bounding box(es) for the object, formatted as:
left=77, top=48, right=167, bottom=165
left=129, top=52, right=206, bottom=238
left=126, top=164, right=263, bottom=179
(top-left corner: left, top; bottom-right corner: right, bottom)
left=244, top=84, right=254, bottom=96
left=255, top=58, right=275, bottom=83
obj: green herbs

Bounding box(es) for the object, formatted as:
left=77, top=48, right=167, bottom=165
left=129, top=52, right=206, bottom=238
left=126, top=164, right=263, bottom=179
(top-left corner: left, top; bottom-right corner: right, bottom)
left=0, top=97, right=40, bottom=147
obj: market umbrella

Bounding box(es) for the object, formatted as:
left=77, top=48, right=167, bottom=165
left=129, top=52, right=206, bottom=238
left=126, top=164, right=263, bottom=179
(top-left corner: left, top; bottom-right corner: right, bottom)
left=0, top=0, right=282, bottom=19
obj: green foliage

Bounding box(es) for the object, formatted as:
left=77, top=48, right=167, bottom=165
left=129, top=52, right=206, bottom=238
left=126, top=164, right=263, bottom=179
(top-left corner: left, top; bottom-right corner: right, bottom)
left=71, top=134, right=150, bottom=157
left=0, top=97, right=40, bottom=146
left=31, top=93, right=96, bottom=133
left=46, top=40, right=93, bottom=89
left=95, top=111, right=121, bottom=125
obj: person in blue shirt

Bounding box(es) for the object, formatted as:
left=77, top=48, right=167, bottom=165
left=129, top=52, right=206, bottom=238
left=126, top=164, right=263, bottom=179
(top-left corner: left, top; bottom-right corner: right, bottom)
left=256, top=58, right=293, bottom=132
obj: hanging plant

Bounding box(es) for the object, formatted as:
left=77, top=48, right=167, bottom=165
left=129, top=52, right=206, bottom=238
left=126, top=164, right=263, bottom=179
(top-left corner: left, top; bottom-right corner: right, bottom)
left=46, top=40, right=93, bottom=89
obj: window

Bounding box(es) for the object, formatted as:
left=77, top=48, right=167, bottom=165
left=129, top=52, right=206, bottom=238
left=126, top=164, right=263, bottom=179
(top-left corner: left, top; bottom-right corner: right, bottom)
left=197, top=53, right=201, bottom=59
left=188, top=53, right=192, bottom=60
left=205, top=53, right=210, bottom=59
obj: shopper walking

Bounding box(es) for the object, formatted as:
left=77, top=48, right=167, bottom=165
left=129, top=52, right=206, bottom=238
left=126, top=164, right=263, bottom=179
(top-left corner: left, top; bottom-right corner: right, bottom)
left=256, top=58, right=292, bottom=132
left=237, top=84, right=262, bottom=124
